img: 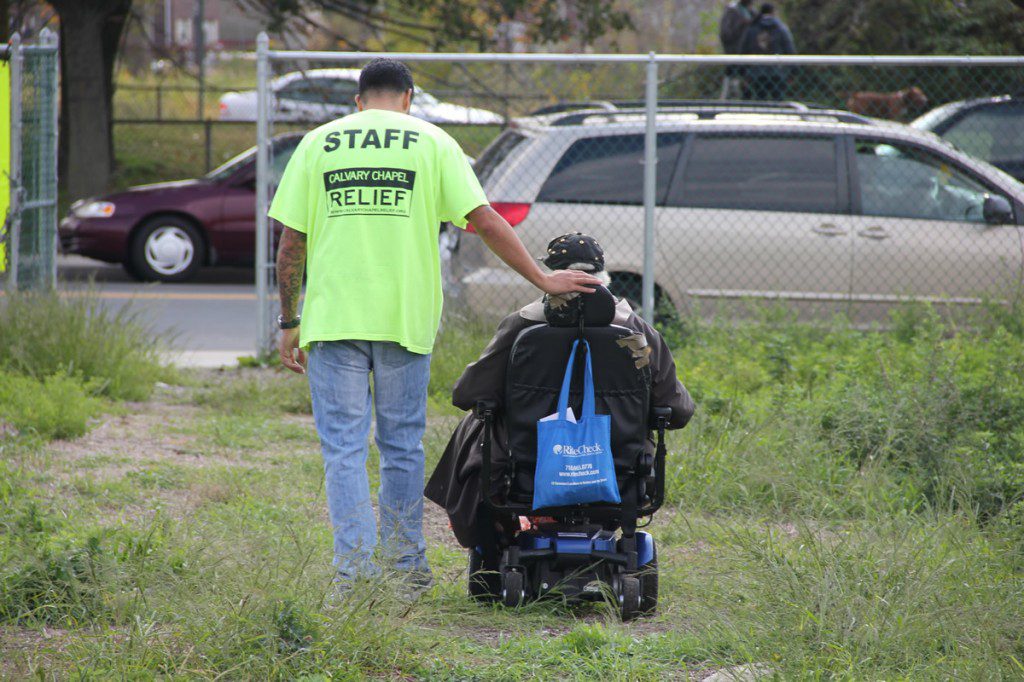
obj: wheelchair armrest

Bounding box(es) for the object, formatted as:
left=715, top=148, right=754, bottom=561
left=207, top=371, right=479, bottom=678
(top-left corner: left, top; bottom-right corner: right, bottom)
left=650, top=406, right=672, bottom=429
left=475, top=399, right=499, bottom=420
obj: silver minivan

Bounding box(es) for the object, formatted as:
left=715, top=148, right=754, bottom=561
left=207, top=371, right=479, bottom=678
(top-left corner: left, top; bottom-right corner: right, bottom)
left=453, top=107, right=1024, bottom=322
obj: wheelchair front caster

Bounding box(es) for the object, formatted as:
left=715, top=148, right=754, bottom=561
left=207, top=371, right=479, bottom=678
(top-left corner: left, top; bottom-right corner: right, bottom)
left=618, top=575, right=641, bottom=621
left=501, top=569, right=525, bottom=607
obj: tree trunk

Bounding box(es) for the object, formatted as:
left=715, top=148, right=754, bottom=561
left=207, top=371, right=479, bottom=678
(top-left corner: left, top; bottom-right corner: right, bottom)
left=51, top=0, right=130, bottom=202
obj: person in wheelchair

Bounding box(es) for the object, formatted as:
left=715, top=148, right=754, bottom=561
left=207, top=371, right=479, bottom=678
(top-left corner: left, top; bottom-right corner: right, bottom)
left=425, top=233, right=694, bottom=614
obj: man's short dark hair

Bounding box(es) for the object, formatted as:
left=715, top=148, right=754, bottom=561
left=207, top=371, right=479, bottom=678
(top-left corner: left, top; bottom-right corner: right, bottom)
left=358, top=58, right=414, bottom=98
left=759, top=2, right=775, bottom=13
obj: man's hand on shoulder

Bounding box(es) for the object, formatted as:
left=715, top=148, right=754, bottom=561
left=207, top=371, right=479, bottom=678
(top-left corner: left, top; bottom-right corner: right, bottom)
left=466, top=205, right=603, bottom=296
left=539, top=269, right=603, bottom=295
left=278, top=327, right=306, bottom=374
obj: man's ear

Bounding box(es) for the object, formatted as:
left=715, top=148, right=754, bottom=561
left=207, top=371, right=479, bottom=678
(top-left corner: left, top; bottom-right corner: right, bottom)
left=402, top=89, right=412, bottom=112
left=355, top=93, right=364, bottom=111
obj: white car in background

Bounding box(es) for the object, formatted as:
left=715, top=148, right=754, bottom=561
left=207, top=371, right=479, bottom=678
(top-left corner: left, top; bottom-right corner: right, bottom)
left=218, top=68, right=504, bottom=125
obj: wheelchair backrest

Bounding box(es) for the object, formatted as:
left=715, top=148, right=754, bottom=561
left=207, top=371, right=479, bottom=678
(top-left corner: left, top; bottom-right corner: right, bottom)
left=503, top=289, right=650, bottom=500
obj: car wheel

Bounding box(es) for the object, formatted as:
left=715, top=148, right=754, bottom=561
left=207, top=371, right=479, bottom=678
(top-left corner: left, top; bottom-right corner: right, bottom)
left=609, top=273, right=644, bottom=312
left=609, top=273, right=676, bottom=322
left=129, top=217, right=205, bottom=282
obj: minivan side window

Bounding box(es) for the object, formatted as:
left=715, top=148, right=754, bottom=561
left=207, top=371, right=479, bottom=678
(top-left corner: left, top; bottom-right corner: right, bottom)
left=673, top=135, right=838, bottom=213
left=536, top=133, right=684, bottom=205
left=854, top=139, right=996, bottom=223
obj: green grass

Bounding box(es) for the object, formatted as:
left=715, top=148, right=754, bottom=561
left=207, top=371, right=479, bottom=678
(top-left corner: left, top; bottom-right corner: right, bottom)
left=0, top=290, right=168, bottom=445
left=3, top=305, right=1024, bottom=678
left=0, top=290, right=168, bottom=402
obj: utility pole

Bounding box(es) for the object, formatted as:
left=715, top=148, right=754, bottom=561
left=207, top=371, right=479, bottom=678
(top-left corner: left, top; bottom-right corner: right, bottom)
left=193, top=0, right=205, bottom=119
left=0, top=0, right=9, bottom=42
left=164, top=0, right=172, bottom=49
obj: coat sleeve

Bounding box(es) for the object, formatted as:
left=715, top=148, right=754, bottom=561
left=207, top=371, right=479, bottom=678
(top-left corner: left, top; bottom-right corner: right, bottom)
left=781, top=25, right=797, bottom=55
left=451, top=313, right=530, bottom=412
left=632, top=316, right=696, bottom=430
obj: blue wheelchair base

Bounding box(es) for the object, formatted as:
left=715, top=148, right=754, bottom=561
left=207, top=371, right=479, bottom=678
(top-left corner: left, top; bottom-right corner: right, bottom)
left=473, top=528, right=657, bottom=619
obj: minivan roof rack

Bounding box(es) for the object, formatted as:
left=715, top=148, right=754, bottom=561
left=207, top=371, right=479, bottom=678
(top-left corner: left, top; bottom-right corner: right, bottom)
left=528, top=99, right=819, bottom=117
left=546, top=105, right=875, bottom=126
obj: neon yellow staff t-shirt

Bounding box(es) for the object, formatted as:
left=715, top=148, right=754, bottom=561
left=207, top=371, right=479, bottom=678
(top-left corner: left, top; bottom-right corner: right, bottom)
left=268, top=109, right=488, bottom=354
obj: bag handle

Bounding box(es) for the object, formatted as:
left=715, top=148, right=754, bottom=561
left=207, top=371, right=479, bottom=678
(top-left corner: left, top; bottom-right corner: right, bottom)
left=556, top=339, right=596, bottom=420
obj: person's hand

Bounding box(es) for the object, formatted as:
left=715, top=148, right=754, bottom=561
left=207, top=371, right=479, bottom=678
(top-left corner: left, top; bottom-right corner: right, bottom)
left=538, top=269, right=603, bottom=296
left=278, top=327, right=306, bottom=374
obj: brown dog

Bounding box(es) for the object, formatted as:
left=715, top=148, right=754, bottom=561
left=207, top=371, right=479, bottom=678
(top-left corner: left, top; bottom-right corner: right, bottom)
left=846, top=87, right=928, bottom=120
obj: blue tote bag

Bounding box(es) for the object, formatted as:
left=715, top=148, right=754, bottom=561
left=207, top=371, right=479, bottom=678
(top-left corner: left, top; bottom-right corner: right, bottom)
left=534, top=339, right=621, bottom=510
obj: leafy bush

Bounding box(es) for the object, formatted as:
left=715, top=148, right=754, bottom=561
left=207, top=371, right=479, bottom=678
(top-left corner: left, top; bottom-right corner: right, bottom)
left=0, top=371, right=103, bottom=440
left=0, top=290, right=166, bottom=401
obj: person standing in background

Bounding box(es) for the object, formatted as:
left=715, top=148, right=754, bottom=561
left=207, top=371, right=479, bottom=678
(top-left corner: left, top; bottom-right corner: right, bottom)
left=741, top=3, right=797, bottom=101
left=719, top=0, right=756, bottom=99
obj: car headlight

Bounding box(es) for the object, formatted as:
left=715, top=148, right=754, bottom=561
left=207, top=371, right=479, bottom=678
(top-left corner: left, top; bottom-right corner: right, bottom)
left=72, top=200, right=116, bottom=219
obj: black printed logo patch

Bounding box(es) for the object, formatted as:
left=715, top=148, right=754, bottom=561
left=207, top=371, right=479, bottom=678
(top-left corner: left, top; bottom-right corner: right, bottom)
left=323, top=167, right=416, bottom=218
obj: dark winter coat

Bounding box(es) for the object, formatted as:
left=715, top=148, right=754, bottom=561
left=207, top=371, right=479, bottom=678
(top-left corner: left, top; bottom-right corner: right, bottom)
left=719, top=2, right=755, bottom=54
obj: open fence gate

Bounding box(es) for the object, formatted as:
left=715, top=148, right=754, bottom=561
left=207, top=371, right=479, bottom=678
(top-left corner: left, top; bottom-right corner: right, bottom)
left=254, top=37, right=1024, bottom=356
left=1, top=29, right=58, bottom=291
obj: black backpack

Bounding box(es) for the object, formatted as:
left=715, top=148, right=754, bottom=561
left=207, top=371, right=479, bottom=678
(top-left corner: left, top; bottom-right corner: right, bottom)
left=745, top=20, right=778, bottom=55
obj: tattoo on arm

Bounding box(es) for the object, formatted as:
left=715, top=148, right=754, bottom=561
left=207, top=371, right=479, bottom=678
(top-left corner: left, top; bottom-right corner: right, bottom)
left=276, top=228, right=307, bottom=320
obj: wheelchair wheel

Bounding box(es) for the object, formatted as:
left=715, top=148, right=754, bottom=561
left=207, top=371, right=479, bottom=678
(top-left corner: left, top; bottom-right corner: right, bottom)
left=639, top=547, right=658, bottom=615
left=468, top=549, right=500, bottom=602
left=618, top=575, right=641, bottom=621
left=501, top=569, right=525, bottom=608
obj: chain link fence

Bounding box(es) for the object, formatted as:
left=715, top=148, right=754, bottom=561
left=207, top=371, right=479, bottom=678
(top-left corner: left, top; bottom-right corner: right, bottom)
left=209, top=46, right=1024, bottom=352
left=1, top=30, right=59, bottom=290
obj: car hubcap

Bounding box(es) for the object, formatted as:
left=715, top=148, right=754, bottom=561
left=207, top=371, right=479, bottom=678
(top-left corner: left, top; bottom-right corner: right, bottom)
left=145, top=226, right=194, bottom=276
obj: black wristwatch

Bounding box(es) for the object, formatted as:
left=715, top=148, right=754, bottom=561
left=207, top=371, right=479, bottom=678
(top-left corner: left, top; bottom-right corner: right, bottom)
left=277, top=314, right=301, bottom=330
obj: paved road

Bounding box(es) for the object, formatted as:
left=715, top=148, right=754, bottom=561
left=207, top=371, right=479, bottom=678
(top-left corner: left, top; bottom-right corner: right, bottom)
left=54, top=256, right=260, bottom=365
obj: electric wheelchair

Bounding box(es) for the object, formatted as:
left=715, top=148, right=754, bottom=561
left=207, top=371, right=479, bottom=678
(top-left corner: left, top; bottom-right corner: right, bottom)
left=470, top=285, right=671, bottom=620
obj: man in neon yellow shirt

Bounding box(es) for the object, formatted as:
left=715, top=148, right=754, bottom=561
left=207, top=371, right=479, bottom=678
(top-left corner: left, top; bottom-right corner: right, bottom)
left=270, top=59, right=600, bottom=590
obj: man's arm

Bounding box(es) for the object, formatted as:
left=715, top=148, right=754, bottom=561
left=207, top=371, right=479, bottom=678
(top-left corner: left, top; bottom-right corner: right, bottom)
left=276, top=226, right=307, bottom=374
left=466, top=205, right=602, bottom=295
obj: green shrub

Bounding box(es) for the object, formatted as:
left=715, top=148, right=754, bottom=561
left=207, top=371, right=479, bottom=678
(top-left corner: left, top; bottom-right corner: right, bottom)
left=0, top=371, right=103, bottom=440
left=0, top=290, right=166, bottom=401
left=668, top=304, right=1024, bottom=523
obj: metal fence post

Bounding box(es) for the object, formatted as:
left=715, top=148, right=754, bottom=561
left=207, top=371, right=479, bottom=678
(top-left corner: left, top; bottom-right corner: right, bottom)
left=41, top=27, right=59, bottom=290
left=641, top=52, right=658, bottom=322
left=7, top=32, right=22, bottom=287
left=255, top=32, right=271, bottom=355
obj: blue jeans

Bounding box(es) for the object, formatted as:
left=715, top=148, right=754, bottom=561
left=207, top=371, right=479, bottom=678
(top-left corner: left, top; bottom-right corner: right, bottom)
left=307, top=340, right=432, bottom=580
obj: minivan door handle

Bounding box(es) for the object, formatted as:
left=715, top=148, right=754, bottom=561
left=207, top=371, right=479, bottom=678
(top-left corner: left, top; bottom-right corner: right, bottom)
left=857, top=226, right=891, bottom=240
left=812, top=223, right=848, bottom=237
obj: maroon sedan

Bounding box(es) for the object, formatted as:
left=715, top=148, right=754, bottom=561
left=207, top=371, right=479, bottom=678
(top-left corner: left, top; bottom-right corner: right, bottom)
left=59, top=134, right=302, bottom=282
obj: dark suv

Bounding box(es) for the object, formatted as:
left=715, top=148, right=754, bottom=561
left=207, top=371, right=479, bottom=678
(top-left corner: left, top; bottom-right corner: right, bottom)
left=912, top=95, right=1024, bottom=182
